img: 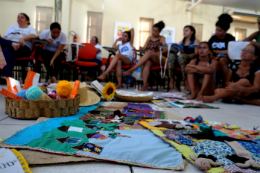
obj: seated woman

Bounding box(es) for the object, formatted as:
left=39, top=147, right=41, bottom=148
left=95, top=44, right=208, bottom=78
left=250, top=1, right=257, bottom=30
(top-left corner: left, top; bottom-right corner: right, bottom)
left=208, top=13, right=235, bottom=87
left=123, top=21, right=166, bottom=91
left=243, top=17, right=260, bottom=45
left=185, top=42, right=218, bottom=100
left=0, top=13, right=36, bottom=83
left=98, top=28, right=134, bottom=89
left=80, top=36, right=102, bottom=81
left=201, top=44, right=260, bottom=105
left=39, top=22, right=67, bottom=83
left=168, top=25, right=200, bottom=89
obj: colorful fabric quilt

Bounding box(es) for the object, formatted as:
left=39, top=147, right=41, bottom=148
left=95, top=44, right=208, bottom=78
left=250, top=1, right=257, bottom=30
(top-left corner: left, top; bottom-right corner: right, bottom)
left=138, top=119, right=260, bottom=173
left=2, top=102, right=184, bottom=171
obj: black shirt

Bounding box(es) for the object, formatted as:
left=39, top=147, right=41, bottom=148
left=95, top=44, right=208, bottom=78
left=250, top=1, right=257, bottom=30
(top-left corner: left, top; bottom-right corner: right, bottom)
left=208, top=33, right=235, bottom=51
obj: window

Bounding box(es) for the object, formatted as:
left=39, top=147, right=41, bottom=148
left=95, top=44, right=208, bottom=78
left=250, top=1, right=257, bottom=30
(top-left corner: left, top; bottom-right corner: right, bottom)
left=36, top=7, right=53, bottom=35
left=234, top=28, right=247, bottom=41
left=139, top=18, right=154, bottom=47
left=87, top=11, right=103, bottom=44
left=191, top=23, right=203, bottom=41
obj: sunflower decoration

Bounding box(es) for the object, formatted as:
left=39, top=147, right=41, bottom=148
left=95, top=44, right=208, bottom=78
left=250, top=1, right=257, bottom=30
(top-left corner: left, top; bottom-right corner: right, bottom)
left=102, top=82, right=116, bottom=101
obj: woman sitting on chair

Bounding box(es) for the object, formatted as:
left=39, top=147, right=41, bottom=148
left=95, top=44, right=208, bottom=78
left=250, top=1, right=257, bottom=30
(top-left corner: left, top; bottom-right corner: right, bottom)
left=185, top=42, right=218, bottom=100
left=0, top=13, right=36, bottom=83
left=168, top=25, right=200, bottom=89
left=98, top=28, right=134, bottom=89
left=123, top=21, right=166, bottom=91
left=201, top=44, right=260, bottom=105
left=39, top=22, right=67, bottom=84
left=244, top=17, right=260, bottom=45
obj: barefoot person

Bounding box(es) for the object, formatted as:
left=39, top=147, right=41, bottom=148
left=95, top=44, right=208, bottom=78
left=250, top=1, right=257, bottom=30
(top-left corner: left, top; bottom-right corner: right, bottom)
left=185, top=42, right=218, bottom=100
left=208, top=13, right=235, bottom=87
left=98, top=28, right=134, bottom=89
left=244, top=17, right=260, bottom=46
left=168, top=25, right=200, bottom=89
left=0, top=13, right=36, bottom=83
left=38, top=22, right=67, bottom=84
left=201, top=44, right=260, bottom=105
left=123, top=21, right=166, bottom=91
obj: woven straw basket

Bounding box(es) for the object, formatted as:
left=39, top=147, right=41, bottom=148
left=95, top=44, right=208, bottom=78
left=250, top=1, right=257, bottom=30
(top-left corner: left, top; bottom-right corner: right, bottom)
left=5, top=96, right=80, bottom=119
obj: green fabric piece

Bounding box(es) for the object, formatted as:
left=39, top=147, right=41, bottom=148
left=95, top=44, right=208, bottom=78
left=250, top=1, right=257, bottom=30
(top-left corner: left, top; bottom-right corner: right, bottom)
left=108, top=132, right=120, bottom=139
left=27, top=120, right=119, bottom=154
left=195, top=123, right=228, bottom=137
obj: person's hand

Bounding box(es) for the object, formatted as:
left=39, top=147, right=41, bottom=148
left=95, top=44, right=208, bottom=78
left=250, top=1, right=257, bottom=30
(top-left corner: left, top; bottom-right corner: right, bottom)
left=116, top=37, right=122, bottom=41
left=139, top=46, right=143, bottom=50
left=47, top=39, right=53, bottom=44
left=11, top=42, right=20, bottom=51
left=19, top=37, right=25, bottom=47
left=225, top=82, right=239, bottom=92
left=50, top=58, right=55, bottom=68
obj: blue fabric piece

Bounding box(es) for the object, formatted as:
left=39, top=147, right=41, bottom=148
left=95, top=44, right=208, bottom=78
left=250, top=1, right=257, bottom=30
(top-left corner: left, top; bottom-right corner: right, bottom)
left=3, top=102, right=103, bottom=145
left=195, top=123, right=228, bottom=137
left=191, top=140, right=236, bottom=166
left=238, top=139, right=260, bottom=158
left=78, top=130, right=184, bottom=169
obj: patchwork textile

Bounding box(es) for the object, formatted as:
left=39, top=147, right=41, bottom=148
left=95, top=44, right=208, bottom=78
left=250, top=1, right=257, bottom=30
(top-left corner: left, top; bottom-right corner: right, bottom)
left=2, top=103, right=184, bottom=171
left=224, top=165, right=260, bottom=173
left=71, top=143, right=104, bottom=155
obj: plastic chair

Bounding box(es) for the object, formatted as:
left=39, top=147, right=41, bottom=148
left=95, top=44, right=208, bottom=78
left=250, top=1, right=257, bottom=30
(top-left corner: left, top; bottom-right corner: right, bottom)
left=73, top=43, right=99, bottom=81
left=14, top=45, right=37, bottom=83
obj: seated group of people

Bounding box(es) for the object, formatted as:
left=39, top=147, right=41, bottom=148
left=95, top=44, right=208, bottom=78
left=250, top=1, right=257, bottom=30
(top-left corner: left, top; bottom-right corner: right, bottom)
left=97, top=14, right=260, bottom=106
left=1, top=13, right=260, bottom=106
left=0, top=13, right=68, bottom=84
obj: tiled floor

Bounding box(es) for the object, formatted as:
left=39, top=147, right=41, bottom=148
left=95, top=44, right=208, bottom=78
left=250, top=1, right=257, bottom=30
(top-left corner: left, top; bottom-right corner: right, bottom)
left=0, top=84, right=259, bottom=173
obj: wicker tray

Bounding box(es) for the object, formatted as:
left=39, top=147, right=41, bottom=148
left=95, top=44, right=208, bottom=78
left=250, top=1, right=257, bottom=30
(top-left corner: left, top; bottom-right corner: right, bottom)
left=115, top=95, right=153, bottom=102
left=5, top=96, right=80, bottom=119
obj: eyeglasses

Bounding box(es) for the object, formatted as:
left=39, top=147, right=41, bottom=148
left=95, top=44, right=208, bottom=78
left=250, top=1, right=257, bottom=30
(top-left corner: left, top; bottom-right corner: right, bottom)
left=241, top=48, right=255, bottom=54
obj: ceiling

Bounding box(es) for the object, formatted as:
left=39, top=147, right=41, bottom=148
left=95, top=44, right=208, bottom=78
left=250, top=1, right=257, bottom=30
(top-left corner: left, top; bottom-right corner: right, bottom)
left=201, top=0, right=260, bottom=12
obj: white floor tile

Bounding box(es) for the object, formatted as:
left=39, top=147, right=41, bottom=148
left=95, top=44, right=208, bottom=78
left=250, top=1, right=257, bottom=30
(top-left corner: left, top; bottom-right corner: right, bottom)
left=30, top=162, right=131, bottom=173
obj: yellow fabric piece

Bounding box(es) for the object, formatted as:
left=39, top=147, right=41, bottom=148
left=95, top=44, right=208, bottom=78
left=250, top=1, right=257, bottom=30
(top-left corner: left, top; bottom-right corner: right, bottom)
left=151, top=130, right=226, bottom=173
left=223, top=125, right=240, bottom=130
left=138, top=121, right=167, bottom=130
left=10, top=149, right=32, bottom=173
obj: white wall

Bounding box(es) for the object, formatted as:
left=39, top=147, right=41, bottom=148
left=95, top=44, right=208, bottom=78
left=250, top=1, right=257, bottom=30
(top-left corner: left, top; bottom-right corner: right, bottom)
left=0, top=0, right=54, bottom=36
left=191, top=3, right=259, bottom=41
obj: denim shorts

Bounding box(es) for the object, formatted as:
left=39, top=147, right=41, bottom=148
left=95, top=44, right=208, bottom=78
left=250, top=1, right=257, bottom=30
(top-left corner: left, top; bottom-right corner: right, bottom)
left=124, top=54, right=134, bottom=65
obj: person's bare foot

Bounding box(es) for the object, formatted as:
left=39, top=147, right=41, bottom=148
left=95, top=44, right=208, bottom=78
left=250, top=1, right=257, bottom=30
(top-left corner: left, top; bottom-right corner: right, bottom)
left=187, top=93, right=197, bottom=100
left=139, top=86, right=148, bottom=91
left=241, top=99, right=260, bottom=106
left=84, top=75, right=91, bottom=81
left=97, top=73, right=107, bottom=80
left=123, top=69, right=134, bottom=75
left=196, top=92, right=203, bottom=101
left=116, top=84, right=124, bottom=89
left=201, top=95, right=216, bottom=103
left=11, top=43, right=20, bottom=51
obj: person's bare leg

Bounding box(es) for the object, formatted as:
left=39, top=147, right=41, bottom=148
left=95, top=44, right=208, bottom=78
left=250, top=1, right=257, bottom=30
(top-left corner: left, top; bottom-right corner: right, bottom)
left=241, top=99, right=260, bottom=106
left=219, top=57, right=229, bottom=87
left=115, top=60, right=123, bottom=89
left=187, top=73, right=200, bottom=100
left=169, top=77, right=174, bottom=89
left=98, top=54, right=130, bottom=80
left=139, top=60, right=153, bottom=91
left=124, top=51, right=155, bottom=75
left=196, top=74, right=215, bottom=100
